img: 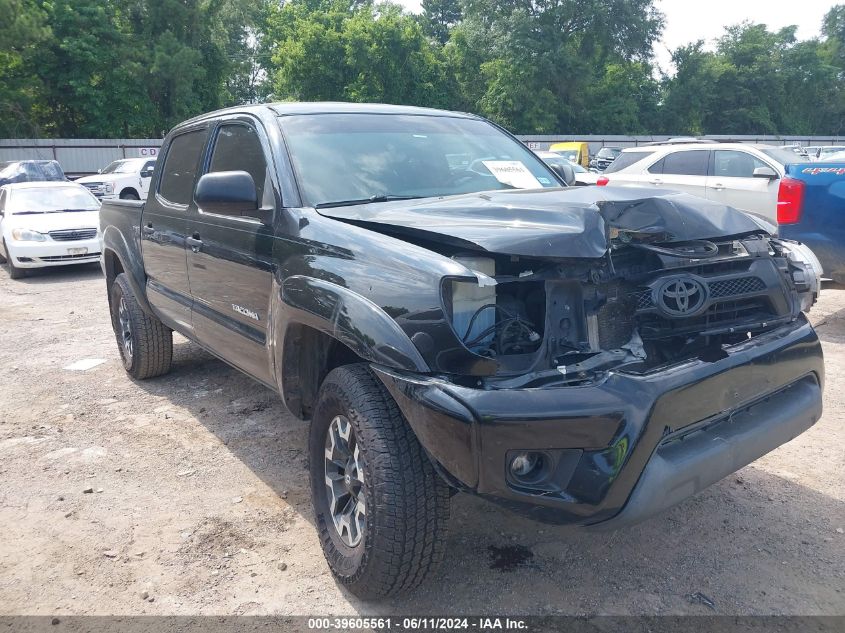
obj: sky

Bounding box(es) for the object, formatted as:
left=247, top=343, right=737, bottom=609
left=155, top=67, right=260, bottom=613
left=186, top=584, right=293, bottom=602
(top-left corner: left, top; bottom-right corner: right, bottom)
left=394, top=0, right=838, bottom=74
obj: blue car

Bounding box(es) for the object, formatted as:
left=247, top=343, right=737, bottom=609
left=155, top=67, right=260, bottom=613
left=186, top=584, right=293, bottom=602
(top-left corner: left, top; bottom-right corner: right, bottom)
left=779, top=163, right=845, bottom=283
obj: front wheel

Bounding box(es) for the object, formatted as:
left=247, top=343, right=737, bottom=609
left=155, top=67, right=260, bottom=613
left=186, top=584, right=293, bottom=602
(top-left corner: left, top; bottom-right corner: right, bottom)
left=109, top=273, right=172, bottom=379
left=119, top=190, right=140, bottom=200
left=309, top=364, right=450, bottom=599
left=3, top=242, right=25, bottom=279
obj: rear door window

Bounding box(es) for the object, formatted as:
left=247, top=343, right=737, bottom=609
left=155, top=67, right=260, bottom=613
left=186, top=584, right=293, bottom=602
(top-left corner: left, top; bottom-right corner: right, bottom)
left=158, top=130, right=208, bottom=205
left=657, top=150, right=710, bottom=176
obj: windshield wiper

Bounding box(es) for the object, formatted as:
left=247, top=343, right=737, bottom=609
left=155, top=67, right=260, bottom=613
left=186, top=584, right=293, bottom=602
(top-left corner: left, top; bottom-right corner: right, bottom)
left=315, top=194, right=423, bottom=209
left=14, top=208, right=94, bottom=215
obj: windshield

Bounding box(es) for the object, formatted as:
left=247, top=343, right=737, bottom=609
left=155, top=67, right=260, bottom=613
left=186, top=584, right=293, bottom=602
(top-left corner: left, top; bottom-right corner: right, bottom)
left=101, top=160, right=142, bottom=174
left=596, top=148, right=621, bottom=159
left=604, top=150, right=655, bottom=173
left=759, top=147, right=807, bottom=166
left=279, top=114, right=560, bottom=207
left=820, top=146, right=845, bottom=155
left=7, top=186, right=100, bottom=213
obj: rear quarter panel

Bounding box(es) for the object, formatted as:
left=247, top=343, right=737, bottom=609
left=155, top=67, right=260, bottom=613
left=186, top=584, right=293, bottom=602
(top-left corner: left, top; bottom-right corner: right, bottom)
left=780, top=163, right=845, bottom=281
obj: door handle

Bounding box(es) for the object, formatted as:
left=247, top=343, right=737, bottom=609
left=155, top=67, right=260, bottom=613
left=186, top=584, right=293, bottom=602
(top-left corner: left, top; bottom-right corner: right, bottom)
left=713, top=183, right=725, bottom=191
left=142, top=223, right=154, bottom=235
left=649, top=179, right=663, bottom=185
left=186, top=233, right=202, bottom=253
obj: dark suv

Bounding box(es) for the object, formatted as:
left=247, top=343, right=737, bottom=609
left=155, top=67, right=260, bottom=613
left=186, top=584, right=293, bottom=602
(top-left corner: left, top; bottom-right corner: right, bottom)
left=0, top=160, right=66, bottom=186
left=99, top=103, right=824, bottom=599
left=590, top=146, right=622, bottom=171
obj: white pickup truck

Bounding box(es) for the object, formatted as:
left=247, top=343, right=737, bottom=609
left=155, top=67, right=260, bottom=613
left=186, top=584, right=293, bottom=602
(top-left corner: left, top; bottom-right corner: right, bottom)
left=76, top=157, right=156, bottom=200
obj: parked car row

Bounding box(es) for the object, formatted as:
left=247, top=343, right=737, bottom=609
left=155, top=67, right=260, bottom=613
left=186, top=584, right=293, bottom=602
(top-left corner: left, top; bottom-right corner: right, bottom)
left=593, top=142, right=800, bottom=224
left=0, top=156, right=159, bottom=278
left=0, top=181, right=102, bottom=278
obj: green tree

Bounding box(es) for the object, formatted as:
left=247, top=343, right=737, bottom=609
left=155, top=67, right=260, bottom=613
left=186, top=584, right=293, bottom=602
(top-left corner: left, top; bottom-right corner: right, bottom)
left=0, top=0, right=50, bottom=136
left=662, top=20, right=845, bottom=135
left=448, top=0, right=664, bottom=132
left=265, top=0, right=454, bottom=107
left=420, top=0, right=461, bottom=45
left=31, top=0, right=152, bottom=137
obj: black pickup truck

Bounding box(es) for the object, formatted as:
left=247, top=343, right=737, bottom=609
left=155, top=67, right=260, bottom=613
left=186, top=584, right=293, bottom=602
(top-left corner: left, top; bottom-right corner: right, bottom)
left=100, top=103, right=824, bottom=599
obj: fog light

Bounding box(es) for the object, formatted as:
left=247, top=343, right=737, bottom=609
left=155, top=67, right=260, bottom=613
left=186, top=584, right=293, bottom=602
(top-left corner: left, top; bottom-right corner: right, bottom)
left=508, top=451, right=547, bottom=484
left=510, top=452, right=538, bottom=477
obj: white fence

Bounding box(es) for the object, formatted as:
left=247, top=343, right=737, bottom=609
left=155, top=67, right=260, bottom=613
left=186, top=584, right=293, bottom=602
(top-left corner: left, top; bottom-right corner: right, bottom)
left=0, top=139, right=163, bottom=177
left=2, top=134, right=845, bottom=176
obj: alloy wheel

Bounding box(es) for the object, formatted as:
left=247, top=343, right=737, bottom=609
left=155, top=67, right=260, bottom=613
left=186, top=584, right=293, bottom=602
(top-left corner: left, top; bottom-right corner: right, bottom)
left=324, top=415, right=366, bottom=547
left=118, top=296, right=133, bottom=361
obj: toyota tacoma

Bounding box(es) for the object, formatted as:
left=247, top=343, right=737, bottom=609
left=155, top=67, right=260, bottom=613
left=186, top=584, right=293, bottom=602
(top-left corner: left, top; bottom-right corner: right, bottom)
left=99, top=103, right=824, bottom=599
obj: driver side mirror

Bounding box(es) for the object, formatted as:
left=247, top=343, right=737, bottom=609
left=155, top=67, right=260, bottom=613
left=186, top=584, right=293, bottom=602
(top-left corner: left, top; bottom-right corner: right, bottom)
left=195, top=171, right=262, bottom=219
left=140, top=169, right=153, bottom=179
left=550, top=162, right=576, bottom=186
left=753, top=166, right=778, bottom=180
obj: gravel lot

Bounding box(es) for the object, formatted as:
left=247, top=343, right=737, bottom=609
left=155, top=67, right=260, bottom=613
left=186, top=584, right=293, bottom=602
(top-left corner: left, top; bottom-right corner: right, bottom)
left=0, top=262, right=843, bottom=617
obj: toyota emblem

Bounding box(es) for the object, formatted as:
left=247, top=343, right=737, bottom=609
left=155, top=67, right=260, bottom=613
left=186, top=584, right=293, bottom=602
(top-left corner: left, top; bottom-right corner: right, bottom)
left=657, top=277, right=708, bottom=317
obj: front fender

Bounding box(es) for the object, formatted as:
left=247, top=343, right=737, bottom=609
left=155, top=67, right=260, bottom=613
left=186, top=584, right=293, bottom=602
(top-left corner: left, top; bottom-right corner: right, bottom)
left=281, top=275, right=429, bottom=372
left=101, top=224, right=152, bottom=314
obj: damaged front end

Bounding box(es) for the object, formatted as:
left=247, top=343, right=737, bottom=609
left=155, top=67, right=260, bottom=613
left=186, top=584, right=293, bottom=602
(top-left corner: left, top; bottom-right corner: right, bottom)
left=438, top=196, right=822, bottom=388
left=349, top=189, right=824, bottom=526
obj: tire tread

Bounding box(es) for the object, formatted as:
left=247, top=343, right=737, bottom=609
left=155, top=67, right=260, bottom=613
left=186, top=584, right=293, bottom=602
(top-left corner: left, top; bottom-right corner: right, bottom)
left=111, top=273, right=172, bottom=379
left=312, top=364, right=450, bottom=599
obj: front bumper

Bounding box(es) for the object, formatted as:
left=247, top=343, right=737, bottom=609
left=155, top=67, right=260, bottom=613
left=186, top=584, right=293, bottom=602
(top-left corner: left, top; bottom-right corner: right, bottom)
left=374, top=316, right=824, bottom=528
left=8, top=237, right=101, bottom=268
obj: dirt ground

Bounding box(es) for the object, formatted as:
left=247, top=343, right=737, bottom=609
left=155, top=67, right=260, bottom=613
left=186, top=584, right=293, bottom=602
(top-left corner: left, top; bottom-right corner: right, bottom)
left=0, top=262, right=842, bottom=617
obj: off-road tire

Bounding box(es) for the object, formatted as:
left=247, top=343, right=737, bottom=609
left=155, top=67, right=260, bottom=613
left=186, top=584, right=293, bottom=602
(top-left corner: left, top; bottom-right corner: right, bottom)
left=110, top=272, right=172, bottom=379
left=309, top=364, right=450, bottom=599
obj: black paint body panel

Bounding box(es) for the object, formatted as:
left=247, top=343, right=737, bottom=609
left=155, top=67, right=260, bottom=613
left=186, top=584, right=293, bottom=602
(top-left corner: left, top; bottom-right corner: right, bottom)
left=375, top=316, right=823, bottom=526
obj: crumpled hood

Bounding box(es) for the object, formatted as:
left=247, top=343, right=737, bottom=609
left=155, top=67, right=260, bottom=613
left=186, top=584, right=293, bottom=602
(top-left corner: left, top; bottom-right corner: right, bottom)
left=316, top=187, right=765, bottom=259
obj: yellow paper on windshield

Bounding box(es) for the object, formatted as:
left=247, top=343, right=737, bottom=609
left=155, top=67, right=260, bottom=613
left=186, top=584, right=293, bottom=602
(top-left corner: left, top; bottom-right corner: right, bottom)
left=482, top=160, right=542, bottom=189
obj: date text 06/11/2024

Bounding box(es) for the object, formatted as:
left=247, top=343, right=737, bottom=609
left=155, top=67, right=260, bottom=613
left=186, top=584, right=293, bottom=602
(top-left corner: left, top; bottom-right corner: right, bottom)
left=306, top=617, right=528, bottom=630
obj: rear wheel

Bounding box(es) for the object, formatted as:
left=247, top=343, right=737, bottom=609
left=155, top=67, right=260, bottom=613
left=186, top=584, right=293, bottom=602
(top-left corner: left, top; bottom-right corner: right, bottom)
left=109, top=273, right=172, bottom=379
left=309, top=364, right=450, bottom=599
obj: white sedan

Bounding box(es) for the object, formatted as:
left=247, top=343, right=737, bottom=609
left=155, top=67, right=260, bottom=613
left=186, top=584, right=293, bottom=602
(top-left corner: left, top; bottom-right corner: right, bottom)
left=0, top=181, right=101, bottom=279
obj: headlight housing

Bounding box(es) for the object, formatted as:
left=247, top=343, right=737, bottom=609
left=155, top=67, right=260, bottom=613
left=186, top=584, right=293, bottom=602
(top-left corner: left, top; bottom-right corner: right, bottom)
left=11, top=228, right=47, bottom=242
left=104, top=182, right=115, bottom=194
left=775, top=239, right=822, bottom=312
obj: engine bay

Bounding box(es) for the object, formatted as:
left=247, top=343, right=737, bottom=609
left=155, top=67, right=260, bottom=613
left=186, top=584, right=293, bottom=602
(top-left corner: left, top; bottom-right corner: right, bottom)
left=443, top=234, right=820, bottom=387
